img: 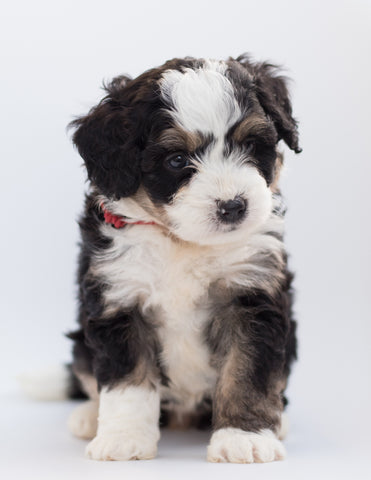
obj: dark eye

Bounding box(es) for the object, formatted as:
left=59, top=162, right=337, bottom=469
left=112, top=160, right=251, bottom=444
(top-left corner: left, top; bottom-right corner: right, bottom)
left=166, top=153, right=189, bottom=170
left=245, top=139, right=256, bottom=155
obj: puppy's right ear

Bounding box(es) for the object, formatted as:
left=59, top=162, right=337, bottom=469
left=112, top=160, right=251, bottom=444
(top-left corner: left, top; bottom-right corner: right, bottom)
left=70, top=76, right=141, bottom=199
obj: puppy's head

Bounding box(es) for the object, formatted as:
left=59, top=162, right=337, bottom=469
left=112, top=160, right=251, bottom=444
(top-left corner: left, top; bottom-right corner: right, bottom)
left=71, top=55, right=300, bottom=245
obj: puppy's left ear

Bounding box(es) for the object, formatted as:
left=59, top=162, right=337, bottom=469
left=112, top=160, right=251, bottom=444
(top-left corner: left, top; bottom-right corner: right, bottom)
left=236, top=56, right=302, bottom=153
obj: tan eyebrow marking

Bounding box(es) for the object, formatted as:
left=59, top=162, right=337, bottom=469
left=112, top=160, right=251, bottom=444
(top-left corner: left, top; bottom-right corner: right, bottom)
left=157, top=127, right=204, bottom=152
left=232, top=114, right=271, bottom=142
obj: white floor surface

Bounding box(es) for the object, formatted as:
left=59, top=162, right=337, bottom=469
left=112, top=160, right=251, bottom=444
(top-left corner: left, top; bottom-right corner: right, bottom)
left=1, top=388, right=370, bottom=480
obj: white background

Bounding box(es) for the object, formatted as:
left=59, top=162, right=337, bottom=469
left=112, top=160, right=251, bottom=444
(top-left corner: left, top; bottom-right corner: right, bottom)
left=1, top=0, right=370, bottom=478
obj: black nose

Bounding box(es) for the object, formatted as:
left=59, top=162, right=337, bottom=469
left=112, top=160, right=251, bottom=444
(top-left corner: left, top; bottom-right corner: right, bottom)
left=217, top=197, right=247, bottom=224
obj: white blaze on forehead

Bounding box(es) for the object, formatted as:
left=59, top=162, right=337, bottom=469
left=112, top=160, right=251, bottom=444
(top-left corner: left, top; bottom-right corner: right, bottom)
left=160, top=60, right=241, bottom=136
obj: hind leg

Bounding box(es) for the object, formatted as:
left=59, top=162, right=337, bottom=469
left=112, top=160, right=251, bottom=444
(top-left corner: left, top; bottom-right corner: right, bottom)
left=68, top=400, right=99, bottom=439
left=68, top=369, right=99, bottom=440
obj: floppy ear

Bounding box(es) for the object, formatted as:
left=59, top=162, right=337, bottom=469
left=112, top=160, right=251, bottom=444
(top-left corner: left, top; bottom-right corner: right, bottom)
left=236, top=55, right=301, bottom=153
left=70, top=76, right=142, bottom=199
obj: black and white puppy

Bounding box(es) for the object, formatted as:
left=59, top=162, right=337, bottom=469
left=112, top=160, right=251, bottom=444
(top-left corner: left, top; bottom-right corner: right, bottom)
left=67, top=55, right=300, bottom=463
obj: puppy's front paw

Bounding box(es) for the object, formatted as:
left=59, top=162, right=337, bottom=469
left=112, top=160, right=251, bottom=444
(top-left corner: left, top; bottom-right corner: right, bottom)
left=85, top=432, right=158, bottom=461
left=207, top=428, right=286, bottom=464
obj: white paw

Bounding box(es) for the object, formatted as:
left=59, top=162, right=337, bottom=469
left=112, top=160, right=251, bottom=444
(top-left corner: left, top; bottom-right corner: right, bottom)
left=67, top=400, right=98, bottom=440
left=207, top=428, right=286, bottom=463
left=85, top=432, right=159, bottom=461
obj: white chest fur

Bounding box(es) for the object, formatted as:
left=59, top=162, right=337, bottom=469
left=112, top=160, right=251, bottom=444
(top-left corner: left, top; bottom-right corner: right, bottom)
left=91, top=219, right=284, bottom=410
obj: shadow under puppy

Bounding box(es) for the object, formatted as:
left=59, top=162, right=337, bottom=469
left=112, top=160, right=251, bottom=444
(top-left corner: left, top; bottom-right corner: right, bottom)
left=67, top=55, right=300, bottom=463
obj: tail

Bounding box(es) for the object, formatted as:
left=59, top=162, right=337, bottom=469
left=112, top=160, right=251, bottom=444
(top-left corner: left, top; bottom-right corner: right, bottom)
left=18, top=364, right=87, bottom=401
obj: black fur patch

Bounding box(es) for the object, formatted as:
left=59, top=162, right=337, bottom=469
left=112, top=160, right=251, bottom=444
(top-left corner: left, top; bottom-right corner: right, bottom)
left=141, top=133, right=214, bottom=203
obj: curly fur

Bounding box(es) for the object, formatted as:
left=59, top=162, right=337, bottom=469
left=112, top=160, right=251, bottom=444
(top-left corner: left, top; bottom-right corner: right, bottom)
left=66, top=54, right=301, bottom=463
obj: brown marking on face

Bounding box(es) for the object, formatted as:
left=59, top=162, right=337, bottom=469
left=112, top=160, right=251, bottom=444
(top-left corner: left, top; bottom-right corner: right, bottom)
left=132, top=187, right=170, bottom=230
left=132, top=187, right=208, bottom=250
left=157, top=126, right=203, bottom=152
left=232, top=114, right=271, bottom=143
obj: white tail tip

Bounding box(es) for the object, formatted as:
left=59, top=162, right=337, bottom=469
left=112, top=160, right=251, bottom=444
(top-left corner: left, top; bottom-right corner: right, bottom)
left=18, top=364, right=70, bottom=401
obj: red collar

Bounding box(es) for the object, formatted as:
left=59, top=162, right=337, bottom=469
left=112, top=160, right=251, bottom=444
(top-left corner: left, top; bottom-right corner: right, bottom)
left=100, top=203, right=157, bottom=229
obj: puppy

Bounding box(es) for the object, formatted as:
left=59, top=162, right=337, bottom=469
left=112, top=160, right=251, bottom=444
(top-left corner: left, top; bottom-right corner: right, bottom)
left=67, top=55, right=300, bottom=463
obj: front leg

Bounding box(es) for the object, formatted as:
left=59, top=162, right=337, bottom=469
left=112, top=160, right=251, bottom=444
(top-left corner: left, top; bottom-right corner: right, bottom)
left=207, top=286, right=296, bottom=463
left=84, top=310, right=161, bottom=461
left=86, top=383, right=160, bottom=461
left=207, top=350, right=286, bottom=464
